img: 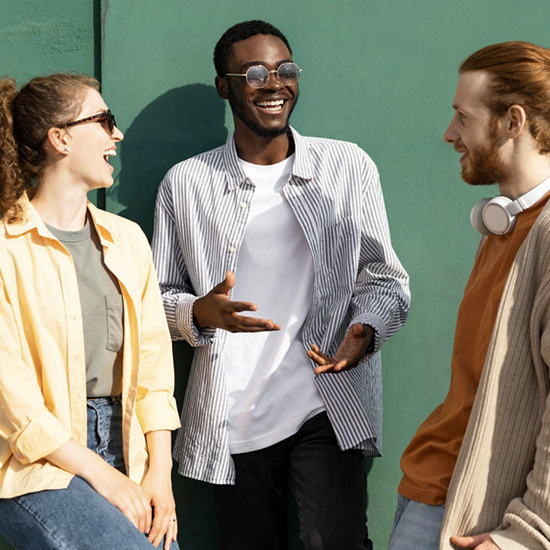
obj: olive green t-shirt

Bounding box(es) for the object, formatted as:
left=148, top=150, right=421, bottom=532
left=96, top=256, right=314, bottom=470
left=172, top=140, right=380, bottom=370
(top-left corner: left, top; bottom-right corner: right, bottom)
left=46, top=214, right=123, bottom=397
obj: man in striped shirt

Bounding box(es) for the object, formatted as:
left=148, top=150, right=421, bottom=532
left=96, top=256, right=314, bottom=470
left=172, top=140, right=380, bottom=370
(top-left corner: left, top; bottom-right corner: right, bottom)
left=152, top=19, right=409, bottom=550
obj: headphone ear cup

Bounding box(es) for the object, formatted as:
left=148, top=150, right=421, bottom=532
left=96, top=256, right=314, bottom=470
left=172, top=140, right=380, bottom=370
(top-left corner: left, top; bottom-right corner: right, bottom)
left=482, top=195, right=514, bottom=235
left=470, top=198, right=493, bottom=235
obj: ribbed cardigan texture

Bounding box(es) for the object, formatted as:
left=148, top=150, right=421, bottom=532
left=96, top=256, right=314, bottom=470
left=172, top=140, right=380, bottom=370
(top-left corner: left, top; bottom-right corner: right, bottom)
left=440, top=203, right=550, bottom=550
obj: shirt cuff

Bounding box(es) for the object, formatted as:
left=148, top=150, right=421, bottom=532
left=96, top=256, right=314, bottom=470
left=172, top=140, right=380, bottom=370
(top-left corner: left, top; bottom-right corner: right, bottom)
left=348, top=313, right=386, bottom=357
left=135, top=392, right=181, bottom=434
left=175, top=295, right=216, bottom=347
left=8, top=410, right=72, bottom=464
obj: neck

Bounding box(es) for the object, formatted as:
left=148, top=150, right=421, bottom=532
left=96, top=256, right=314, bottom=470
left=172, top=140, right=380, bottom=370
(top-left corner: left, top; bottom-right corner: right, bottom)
left=234, top=126, right=294, bottom=165
left=31, top=167, right=89, bottom=230
left=498, top=141, right=550, bottom=200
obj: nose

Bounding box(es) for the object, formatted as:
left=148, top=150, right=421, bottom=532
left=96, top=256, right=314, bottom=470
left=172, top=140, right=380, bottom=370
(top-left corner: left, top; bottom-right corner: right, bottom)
left=263, top=70, right=284, bottom=91
left=443, top=118, right=457, bottom=144
left=112, top=125, right=124, bottom=141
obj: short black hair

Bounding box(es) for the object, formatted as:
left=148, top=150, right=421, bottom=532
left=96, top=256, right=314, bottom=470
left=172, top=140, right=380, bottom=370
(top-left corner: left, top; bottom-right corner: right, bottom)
left=214, top=20, right=292, bottom=76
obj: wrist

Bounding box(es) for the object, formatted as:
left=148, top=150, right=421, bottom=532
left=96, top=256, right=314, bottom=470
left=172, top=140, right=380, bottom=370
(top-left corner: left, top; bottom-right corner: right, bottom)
left=363, top=324, right=375, bottom=354
left=193, top=296, right=207, bottom=328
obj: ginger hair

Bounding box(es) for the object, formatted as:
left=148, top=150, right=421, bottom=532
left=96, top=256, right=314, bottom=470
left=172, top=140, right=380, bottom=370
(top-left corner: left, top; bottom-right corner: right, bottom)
left=460, top=41, right=550, bottom=154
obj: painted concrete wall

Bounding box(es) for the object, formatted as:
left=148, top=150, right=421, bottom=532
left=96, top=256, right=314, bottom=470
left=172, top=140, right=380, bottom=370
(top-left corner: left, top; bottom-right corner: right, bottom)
left=100, top=1, right=550, bottom=548
left=0, top=2, right=98, bottom=548
left=2, top=1, right=550, bottom=549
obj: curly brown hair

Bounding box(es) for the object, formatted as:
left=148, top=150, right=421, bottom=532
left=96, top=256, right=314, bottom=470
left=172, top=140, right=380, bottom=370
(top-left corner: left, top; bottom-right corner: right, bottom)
left=0, top=74, right=99, bottom=222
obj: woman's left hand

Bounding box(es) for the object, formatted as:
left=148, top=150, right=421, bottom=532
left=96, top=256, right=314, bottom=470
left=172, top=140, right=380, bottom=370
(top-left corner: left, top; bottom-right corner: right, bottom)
left=142, top=468, right=178, bottom=549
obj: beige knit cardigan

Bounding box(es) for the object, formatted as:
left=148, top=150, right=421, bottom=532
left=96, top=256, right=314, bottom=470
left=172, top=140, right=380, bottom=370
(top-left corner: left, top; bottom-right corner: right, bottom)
left=440, top=202, right=550, bottom=550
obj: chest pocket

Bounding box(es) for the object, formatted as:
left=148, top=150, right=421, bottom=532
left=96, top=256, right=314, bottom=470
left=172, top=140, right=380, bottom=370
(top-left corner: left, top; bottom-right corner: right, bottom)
left=105, top=295, right=124, bottom=352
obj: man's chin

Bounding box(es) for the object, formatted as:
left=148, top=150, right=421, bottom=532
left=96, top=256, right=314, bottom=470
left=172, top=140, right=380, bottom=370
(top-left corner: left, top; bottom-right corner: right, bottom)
left=240, top=116, right=290, bottom=139
left=461, top=168, right=497, bottom=187
left=252, top=123, right=289, bottom=139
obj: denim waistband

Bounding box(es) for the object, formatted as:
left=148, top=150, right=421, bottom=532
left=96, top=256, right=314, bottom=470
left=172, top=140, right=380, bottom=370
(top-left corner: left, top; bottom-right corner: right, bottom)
left=86, top=395, right=121, bottom=404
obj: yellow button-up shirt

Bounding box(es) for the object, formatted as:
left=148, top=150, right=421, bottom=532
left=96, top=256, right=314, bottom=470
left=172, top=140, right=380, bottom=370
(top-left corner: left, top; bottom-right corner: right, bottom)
left=0, top=196, right=180, bottom=498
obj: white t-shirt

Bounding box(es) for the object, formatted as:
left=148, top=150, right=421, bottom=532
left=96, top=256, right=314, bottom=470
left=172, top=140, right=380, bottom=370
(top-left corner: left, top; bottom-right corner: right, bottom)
left=224, top=154, right=325, bottom=454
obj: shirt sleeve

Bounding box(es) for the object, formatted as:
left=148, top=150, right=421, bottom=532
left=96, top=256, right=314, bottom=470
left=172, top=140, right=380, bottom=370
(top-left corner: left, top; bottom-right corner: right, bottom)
left=151, top=176, right=215, bottom=347
left=348, top=150, right=411, bottom=356
left=0, top=277, right=72, bottom=464
left=134, top=229, right=181, bottom=434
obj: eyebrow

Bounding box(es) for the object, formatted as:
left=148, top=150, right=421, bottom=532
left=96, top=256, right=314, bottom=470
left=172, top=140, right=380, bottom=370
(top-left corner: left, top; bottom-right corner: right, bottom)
left=452, top=104, right=472, bottom=115
left=239, top=58, right=293, bottom=71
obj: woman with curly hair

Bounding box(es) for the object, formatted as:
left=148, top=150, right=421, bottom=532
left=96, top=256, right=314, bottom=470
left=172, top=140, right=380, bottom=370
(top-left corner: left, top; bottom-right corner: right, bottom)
left=0, top=74, right=181, bottom=549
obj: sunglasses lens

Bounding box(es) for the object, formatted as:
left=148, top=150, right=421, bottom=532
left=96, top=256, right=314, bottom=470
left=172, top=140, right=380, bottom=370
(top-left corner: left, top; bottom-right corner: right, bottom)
left=246, top=65, right=270, bottom=88
left=278, top=63, right=300, bottom=85
left=108, top=111, right=116, bottom=134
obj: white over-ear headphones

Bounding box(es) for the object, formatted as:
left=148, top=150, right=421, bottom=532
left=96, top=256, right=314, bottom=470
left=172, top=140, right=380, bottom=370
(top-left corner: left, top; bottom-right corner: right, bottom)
left=470, top=175, right=550, bottom=235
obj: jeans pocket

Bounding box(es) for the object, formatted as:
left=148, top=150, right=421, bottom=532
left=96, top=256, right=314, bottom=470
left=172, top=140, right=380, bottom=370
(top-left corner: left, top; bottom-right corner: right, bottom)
left=105, top=295, right=124, bottom=352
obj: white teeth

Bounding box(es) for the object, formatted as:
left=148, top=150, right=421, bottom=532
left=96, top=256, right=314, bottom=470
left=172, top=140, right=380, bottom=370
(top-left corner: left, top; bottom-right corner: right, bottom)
left=256, top=100, right=284, bottom=109
left=104, top=150, right=116, bottom=158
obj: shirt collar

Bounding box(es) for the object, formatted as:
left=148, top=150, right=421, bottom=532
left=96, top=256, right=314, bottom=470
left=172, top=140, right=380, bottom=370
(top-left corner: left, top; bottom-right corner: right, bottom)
left=222, top=126, right=314, bottom=192
left=4, top=194, right=115, bottom=245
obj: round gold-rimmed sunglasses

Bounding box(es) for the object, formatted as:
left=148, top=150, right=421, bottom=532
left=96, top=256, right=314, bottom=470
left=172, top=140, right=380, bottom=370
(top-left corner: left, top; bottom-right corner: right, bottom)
left=65, top=110, right=117, bottom=135
left=225, top=62, right=302, bottom=89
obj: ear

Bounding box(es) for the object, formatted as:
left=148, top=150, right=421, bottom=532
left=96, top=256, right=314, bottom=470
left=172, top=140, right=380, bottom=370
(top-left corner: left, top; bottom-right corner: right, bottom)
left=47, top=127, right=71, bottom=155
left=215, top=75, right=229, bottom=100
left=505, top=104, right=527, bottom=140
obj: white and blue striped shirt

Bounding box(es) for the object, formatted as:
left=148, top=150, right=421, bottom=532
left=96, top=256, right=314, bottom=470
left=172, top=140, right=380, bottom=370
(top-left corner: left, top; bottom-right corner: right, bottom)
left=152, top=127, right=410, bottom=484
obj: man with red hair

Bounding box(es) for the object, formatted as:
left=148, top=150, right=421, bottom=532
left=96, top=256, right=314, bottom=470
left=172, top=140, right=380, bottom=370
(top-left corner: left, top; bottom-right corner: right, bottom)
left=389, top=41, right=550, bottom=550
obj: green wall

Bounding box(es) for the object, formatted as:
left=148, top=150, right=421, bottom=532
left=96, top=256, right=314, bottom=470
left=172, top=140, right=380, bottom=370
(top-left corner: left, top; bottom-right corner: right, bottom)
left=102, top=1, right=550, bottom=547
left=3, top=1, right=550, bottom=548
left=0, top=2, right=99, bottom=547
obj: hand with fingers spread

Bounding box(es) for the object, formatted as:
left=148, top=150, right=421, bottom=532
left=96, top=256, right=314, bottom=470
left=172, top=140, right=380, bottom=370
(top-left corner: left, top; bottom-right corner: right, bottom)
left=451, top=532, right=502, bottom=549
left=193, top=271, right=281, bottom=333
left=307, top=323, right=374, bottom=374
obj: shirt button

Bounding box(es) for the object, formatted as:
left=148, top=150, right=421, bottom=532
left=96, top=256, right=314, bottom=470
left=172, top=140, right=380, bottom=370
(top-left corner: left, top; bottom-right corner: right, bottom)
left=229, top=246, right=236, bottom=254
left=15, top=452, right=22, bottom=459
left=240, top=202, right=247, bottom=209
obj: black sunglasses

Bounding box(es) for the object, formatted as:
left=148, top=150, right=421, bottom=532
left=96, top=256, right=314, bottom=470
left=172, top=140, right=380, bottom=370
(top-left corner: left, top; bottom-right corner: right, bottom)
left=65, top=110, right=117, bottom=134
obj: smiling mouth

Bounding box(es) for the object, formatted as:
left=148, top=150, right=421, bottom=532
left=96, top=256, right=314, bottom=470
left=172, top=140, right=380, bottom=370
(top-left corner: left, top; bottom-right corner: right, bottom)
left=103, top=149, right=116, bottom=163
left=255, top=99, right=285, bottom=112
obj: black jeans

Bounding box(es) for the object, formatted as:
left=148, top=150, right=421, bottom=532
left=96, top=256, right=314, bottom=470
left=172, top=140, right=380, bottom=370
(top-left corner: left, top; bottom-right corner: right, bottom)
left=215, top=412, right=373, bottom=550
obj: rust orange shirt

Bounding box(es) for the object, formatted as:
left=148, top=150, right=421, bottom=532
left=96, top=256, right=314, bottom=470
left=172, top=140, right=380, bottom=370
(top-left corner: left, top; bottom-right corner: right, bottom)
left=399, top=193, right=550, bottom=505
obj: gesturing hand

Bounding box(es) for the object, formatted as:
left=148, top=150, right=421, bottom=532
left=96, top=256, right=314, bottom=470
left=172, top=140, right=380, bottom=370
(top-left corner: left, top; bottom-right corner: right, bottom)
left=307, top=323, right=374, bottom=374
left=451, top=533, right=502, bottom=549
left=193, top=271, right=281, bottom=333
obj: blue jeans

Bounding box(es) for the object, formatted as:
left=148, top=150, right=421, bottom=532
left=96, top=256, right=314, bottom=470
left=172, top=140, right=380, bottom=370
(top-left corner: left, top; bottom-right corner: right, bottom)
left=388, top=494, right=445, bottom=550
left=0, top=397, right=179, bottom=550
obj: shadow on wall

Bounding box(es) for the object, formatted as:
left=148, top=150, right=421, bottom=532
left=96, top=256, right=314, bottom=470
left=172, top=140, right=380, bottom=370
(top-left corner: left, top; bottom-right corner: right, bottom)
left=114, top=83, right=228, bottom=548
left=115, top=83, right=228, bottom=238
